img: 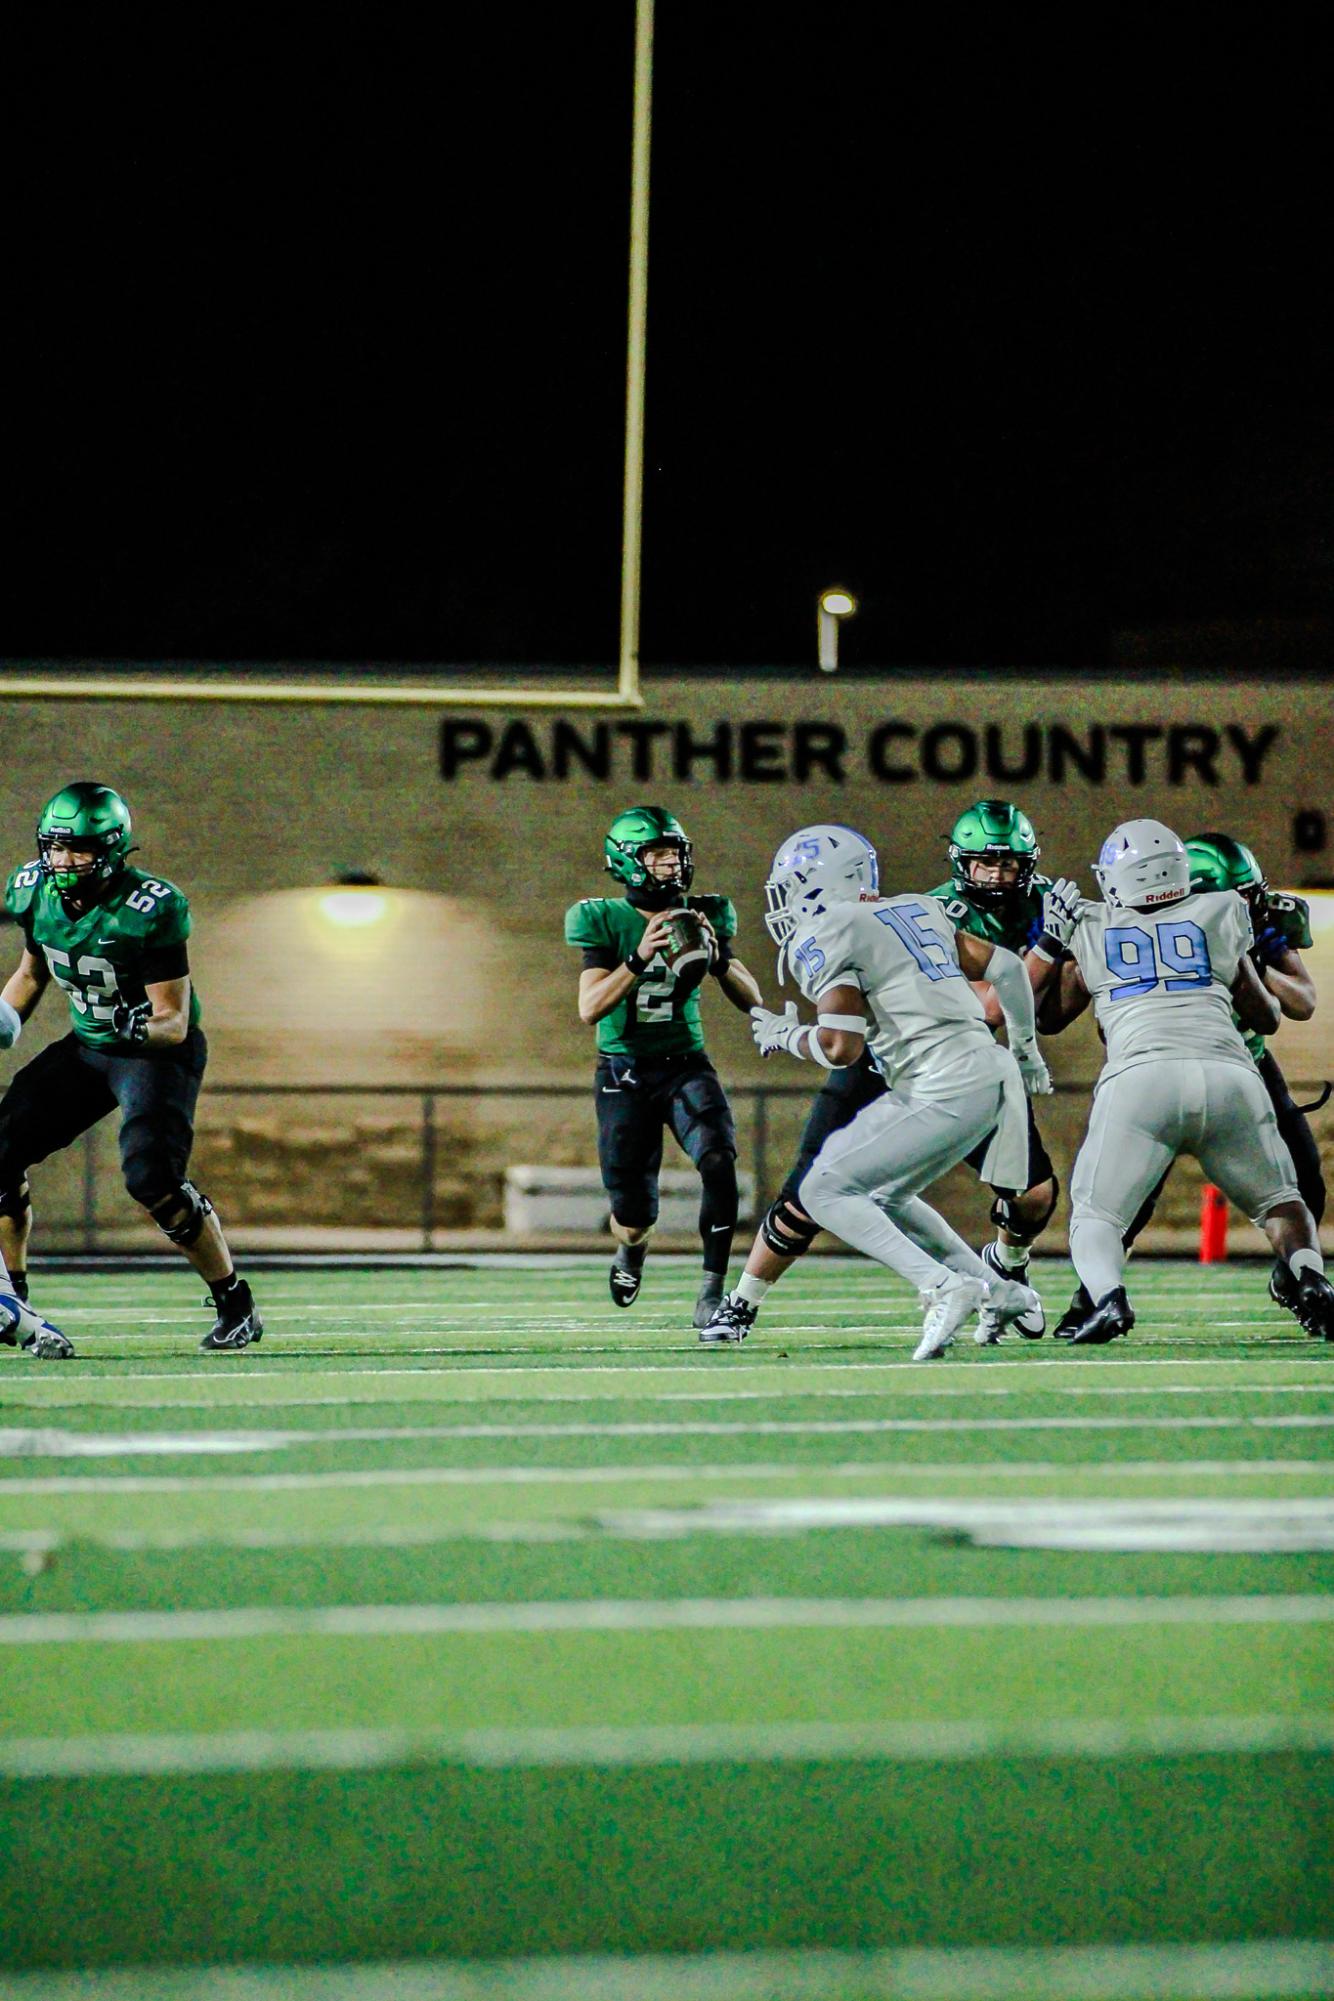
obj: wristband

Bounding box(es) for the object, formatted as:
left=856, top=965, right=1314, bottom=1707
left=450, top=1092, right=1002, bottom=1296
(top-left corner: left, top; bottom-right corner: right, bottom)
left=1028, top=932, right=1066, bottom=964
left=624, top=950, right=650, bottom=979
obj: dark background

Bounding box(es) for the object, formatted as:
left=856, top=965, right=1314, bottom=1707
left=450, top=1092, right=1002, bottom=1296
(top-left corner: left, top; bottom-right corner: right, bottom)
left=3, top=11, right=1328, bottom=671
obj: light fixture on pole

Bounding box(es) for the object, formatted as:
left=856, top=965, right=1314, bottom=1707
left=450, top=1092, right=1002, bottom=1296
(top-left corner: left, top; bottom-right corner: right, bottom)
left=817, top=587, right=858, bottom=672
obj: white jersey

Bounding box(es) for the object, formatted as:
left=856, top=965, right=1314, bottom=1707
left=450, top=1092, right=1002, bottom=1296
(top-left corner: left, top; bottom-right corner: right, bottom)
left=1070, top=889, right=1255, bottom=1083
left=790, top=893, right=1001, bottom=1096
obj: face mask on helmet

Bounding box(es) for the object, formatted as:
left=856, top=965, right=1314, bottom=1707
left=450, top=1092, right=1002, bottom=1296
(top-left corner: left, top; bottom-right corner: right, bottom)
left=1093, top=819, right=1191, bottom=911
left=604, top=808, right=695, bottom=908
left=947, top=800, right=1039, bottom=911
left=1185, top=834, right=1269, bottom=919
left=36, top=784, right=134, bottom=904
left=763, top=824, right=879, bottom=975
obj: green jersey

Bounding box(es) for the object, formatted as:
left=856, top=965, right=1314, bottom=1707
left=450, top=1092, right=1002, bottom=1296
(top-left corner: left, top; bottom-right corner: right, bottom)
left=1241, top=891, right=1313, bottom=1060
left=564, top=893, right=737, bottom=1058
left=4, top=862, right=201, bottom=1050
left=927, top=873, right=1053, bottom=956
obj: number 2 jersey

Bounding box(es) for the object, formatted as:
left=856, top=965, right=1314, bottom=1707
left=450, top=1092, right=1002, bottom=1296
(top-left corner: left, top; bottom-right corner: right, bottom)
left=788, top=893, right=1005, bottom=1098
left=564, top=893, right=737, bottom=1058
left=1069, top=890, right=1253, bottom=1084
left=4, top=862, right=201, bottom=1050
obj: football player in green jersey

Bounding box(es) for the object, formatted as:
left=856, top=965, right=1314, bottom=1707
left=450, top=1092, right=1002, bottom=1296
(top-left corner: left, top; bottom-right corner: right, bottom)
left=565, top=806, right=763, bottom=1327
left=700, top=802, right=1074, bottom=1346
left=0, top=783, right=262, bottom=1352
left=1044, top=830, right=1325, bottom=1339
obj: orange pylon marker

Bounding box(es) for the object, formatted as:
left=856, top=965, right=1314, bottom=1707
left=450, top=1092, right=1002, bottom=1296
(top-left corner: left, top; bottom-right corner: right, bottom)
left=1199, top=1183, right=1229, bottom=1263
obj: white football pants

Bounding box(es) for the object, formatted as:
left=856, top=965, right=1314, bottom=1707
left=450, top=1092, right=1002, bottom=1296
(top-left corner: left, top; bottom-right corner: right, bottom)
left=798, top=1078, right=1005, bottom=1292
left=1069, top=1057, right=1300, bottom=1300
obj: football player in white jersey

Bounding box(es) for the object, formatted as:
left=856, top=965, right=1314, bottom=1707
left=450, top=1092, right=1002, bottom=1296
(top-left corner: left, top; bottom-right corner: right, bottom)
left=747, top=824, right=1054, bottom=1360
left=1041, top=818, right=1334, bottom=1344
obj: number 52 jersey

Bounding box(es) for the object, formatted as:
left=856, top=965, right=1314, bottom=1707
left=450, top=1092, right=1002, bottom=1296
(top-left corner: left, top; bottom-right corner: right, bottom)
left=1070, top=889, right=1254, bottom=1083
left=4, top=861, right=202, bottom=1049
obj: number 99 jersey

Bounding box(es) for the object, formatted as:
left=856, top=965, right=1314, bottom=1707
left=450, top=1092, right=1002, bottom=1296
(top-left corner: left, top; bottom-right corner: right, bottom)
left=4, top=862, right=201, bottom=1049
left=1070, top=889, right=1254, bottom=1082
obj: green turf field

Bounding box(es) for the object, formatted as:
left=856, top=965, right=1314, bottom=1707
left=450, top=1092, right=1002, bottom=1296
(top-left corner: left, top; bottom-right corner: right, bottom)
left=0, top=1255, right=1330, bottom=1999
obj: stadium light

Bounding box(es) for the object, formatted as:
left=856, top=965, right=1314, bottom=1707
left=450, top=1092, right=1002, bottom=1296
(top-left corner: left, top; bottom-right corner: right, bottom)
left=817, top=586, right=859, bottom=672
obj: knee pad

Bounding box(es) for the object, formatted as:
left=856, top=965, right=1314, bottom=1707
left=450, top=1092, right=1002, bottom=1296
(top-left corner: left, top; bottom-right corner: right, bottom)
left=0, top=1176, right=31, bottom=1225
left=761, top=1195, right=821, bottom=1259
left=145, top=1179, right=214, bottom=1247
left=990, top=1174, right=1060, bottom=1246
left=697, top=1146, right=738, bottom=1190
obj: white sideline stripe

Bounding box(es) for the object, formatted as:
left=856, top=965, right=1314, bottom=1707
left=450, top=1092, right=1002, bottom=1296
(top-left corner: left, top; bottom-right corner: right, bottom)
left=5, top=1947, right=1334, bottom=2001
left=0, top=1712, right=1330, bottom=1781
left=0, top=1592, right=1329, bottom=1649
left=3, top=1381, right=1330, bottom=1426
left=4, top=1407, right=1334, bottom=1461
left=3, top=1448, right=1331, bottom=1497
left=9, top=1355, right=1322, bottom=1387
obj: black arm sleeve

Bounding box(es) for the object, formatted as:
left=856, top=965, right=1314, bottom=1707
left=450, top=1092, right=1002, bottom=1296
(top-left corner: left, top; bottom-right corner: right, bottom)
left=138, top=942, right=191, bottom=984
left=710, top=942, right=735, bottom=977
left=581, top=946, right=620, bottom=972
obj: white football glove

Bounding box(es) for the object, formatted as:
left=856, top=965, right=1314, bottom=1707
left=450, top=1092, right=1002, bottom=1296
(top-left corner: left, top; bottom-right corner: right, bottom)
left=0, top=998, right=20, bottom=1051
left=1039, top=878, right=1082, bottom=950
left=749, top=1000, right=804, bottom=1058
left=1012, top=1041, right=1053, bottom=1097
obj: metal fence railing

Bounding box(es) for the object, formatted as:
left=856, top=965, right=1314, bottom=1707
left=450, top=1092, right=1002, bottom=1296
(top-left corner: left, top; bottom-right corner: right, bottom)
left=50, top=1075, right=1333, bottom=1254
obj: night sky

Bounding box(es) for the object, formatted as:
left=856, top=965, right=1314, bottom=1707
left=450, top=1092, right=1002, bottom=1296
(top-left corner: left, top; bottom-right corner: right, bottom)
left=4, top=11, right=1328, bottom=672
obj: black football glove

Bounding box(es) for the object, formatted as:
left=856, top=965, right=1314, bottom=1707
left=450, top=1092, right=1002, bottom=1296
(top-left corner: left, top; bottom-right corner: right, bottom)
left=111, top=999, right=152, bottom=1046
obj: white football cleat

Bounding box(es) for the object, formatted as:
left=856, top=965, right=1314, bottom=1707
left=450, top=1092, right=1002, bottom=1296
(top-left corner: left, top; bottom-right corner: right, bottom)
left=914, top=1273, right=986, bottom=1361
left=975, top=1244, right=1046, bottom=1343
left=0, top=1290, right=75, bottom=1360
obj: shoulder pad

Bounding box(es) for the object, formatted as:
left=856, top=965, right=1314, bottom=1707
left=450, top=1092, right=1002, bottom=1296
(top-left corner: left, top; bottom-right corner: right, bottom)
left=4, top=862, right=42, bottom=917
left=690, top=893, right=737, bottom=939
left=1268, top=892, right=1314, bottom=950
left=564, top=898, right=610, bottom=946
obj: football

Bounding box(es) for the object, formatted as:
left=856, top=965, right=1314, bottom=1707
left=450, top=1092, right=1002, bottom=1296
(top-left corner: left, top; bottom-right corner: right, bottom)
left=662, top=907, right=712, bottom=973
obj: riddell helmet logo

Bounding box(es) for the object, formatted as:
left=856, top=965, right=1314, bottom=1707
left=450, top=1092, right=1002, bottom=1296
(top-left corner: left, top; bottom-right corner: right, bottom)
left=1141, top=887, right=1184, bottom=904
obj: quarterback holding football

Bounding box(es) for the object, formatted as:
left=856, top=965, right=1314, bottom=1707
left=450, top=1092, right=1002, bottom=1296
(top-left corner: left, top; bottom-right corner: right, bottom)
left=564, top=806, right=763, bottom=1326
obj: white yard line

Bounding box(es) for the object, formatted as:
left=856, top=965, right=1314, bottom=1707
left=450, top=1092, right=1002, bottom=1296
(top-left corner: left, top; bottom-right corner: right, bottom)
left=4, top=1381, right=1331, bottom=1418
left=0, top=1711, right=1329, bottom=1778
left=2, top=1408, right=1333, bottom=1461
left=0, top=1591, right=1329, bottom=1649
left=5, top=1942, right=1333, bottom=2001
left=2, top=1445, right=1331, bottom=1497
left=5, top=1355, right=1321, bottom=1392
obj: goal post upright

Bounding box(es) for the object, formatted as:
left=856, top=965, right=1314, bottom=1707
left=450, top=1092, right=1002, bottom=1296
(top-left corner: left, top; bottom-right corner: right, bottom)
left=616, top=0, right=654, bottom=712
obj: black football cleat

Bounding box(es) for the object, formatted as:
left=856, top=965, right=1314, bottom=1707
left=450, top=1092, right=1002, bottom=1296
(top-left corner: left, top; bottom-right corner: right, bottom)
left=1068, top=1285, right=1135, bottom=1345
left=693, top=1273, right=727, bottom=1329
left=1053, top=1283, right=1094, bottom=1340
left=1268, top=1260, right=1299, bottom=1318
left=200, top=1280, right=263, bottom=1352
left=1293, top=1267, right=1334, bottom=1341
left=698, top=1295, right=756, bottom=1345
left=608, top=1245, right=645, bottom=1309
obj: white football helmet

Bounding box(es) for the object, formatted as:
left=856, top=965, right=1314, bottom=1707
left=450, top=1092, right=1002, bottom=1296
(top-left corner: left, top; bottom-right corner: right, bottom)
left=1093, top=819, right=1191, bottom=911
left=764, top=824, right=879, bottom=973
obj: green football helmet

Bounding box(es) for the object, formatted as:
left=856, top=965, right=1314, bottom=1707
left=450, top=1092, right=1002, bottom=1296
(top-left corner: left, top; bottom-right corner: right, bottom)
left=947, top=799, right=1039, bottom=911
left=604, top=805, right=694, bottom=903
left=1185, top=833, right=1267, bottom=915
left=37, top=782, right=134, bottom=899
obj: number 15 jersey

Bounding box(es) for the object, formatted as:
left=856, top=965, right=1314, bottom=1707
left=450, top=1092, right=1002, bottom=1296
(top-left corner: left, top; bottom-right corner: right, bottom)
left=1070, top=890, right=1254, bottom=1083
left=789, top=894, right=1000, bottom=1097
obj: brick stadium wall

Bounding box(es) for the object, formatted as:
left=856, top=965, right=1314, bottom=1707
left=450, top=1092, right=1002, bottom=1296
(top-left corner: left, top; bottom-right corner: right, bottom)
left=2, top=677, right=1330, bottom=1249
